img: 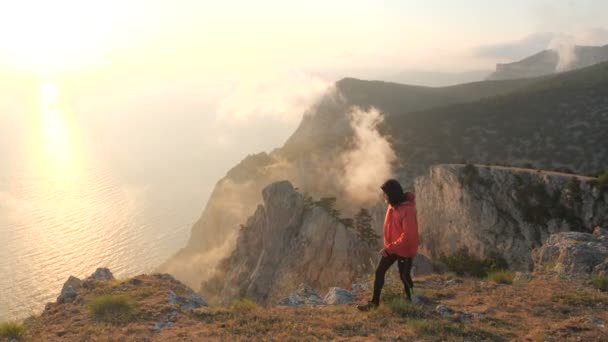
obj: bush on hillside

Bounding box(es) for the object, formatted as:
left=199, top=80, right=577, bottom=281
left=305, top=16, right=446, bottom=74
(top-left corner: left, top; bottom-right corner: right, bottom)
left=438, top=247, right=508, bottom=278
left=0, top=321, right=27, bottom=340
left=88, top=294, right=135, bottom=324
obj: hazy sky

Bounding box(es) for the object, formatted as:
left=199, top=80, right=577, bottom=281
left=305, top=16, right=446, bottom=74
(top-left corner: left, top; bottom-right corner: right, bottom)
left=1, top=0, right=607, bottom=184
left=0, top=0, right=607, bottom=78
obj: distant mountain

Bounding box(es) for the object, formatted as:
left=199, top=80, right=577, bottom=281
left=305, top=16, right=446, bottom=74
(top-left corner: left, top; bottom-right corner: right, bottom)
left=384, top=69, right=491, bottom=87
left=488, top=44, right=608, bottom=80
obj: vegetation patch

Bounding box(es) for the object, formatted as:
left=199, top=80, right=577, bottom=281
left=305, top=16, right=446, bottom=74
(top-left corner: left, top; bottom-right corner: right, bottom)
left=191, top=309, right=232, bottom=323
left=381, top=288, right=425, bottom=318
left=231, top=298, right=258, bottom=313
left=552, top=289, right=608, bottom=307
left=0, top=321, right=27, bottom=340
left=409, top=319, right=465, bottom=337
left=439, top=247, right=508, bottom=278
left=486, top=270, right=515, bottom=284
left=88, top=294, right=136, bottom=324
left=333, top=322, right=369, bottom=337
left=591, top=275, right=608, bottom=292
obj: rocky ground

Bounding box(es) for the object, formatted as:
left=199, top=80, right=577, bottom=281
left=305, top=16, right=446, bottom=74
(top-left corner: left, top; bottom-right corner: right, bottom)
left=4, top=268, right=608, bottom=341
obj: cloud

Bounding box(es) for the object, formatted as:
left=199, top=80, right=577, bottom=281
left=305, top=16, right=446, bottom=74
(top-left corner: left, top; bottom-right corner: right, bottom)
left=216, top=70, right=331, bottom=123
left=340, top=107, right=396, bottom=206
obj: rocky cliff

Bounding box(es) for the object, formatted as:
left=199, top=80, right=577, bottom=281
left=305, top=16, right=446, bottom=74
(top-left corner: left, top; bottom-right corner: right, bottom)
left=201, top=181, right=375, bottom=304
left=415, top=164, right=608, bottom=271
left=162, top=61, right=608, bottom=292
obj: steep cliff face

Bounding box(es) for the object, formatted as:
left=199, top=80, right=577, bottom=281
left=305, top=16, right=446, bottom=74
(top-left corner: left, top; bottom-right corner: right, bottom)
left=202, top=181, right=375, bottom=304
left=415, top=164, right=608, bottom=270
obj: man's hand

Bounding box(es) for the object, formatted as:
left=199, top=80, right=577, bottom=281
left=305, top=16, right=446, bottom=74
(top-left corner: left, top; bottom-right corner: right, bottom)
left=379, top=249, right=389, bottom=257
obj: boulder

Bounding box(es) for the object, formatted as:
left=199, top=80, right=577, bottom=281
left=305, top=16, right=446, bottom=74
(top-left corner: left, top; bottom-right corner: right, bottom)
left=594, top=226, right=608, bottom=238
left=57, top=276, right=82, bottom=304
left=87, top=268, right=114, bottom=281
left=533, top=232, right=608, bottom=276
left=593, top=260, right=608, bottom=277
left=167, top=289, right=207, bottom=310
left=323, top=287, right=354, bottom=305
left=278, top=283, right=323, bottom=306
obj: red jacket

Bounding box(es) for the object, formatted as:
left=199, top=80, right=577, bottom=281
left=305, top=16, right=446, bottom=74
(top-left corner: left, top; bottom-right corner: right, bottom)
left=383, top=192, right=419, bottom=257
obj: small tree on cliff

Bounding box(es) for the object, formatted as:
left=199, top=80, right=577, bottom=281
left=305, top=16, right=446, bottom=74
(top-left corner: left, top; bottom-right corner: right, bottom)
left=354, top=208, right=380, bottom=247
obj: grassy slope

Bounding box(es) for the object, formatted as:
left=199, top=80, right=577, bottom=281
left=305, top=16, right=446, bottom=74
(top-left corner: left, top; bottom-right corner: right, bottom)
left=16, top=273, right=608, bottom=341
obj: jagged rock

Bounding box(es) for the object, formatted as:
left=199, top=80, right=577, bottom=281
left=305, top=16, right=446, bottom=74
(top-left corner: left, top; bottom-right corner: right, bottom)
left=351, top=282, right=369, bottom=296
left=278, top=294, right=305, bottom=307
left=203, top=181, right=375, bottom=304
left=458, top=312, right=473, bottom=323
left=278, top=284, right=323, bottom=306
left=594, top=226, right=608, bottom=238
left=57, top=276, right=82, bottom=304
left=87, top=268, right=114, bottom=281
left=167, top=289, right=207, bottom=310
left=435, top=304, right=453, bottom=318
left=415, top=165, right=608, bottom=271
left=533, top=232, right=608, bottom=276
left=514, top=272, right=533, bottom=282
left=591, top=316, right=605, bottom=328
left=323, top=287, right=354, bottom=304
left=593, top=260, right=608, bottom=277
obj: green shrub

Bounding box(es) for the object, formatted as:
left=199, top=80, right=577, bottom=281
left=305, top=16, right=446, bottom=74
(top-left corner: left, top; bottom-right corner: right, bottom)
left=0, top=321, right=27, bottom=340
left=438, top=247, right=508, bottom=278
left=88, top=294, right=135, bottom=324
left=591, top=275, right=608, bottom=292
left=231, top=298, right=258, bottom=313
left=486, top=270, right=515, bottom=284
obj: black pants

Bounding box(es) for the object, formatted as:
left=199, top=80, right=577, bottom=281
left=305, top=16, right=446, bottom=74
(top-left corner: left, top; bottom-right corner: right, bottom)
left=371, top=254, right=414, bottom=304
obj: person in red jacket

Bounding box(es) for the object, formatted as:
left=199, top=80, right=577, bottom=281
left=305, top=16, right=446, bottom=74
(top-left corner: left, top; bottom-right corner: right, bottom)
left=358, top=179, right=419, bottom=311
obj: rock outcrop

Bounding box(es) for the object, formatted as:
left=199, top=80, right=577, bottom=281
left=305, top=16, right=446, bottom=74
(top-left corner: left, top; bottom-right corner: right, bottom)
left=56, top=268, right=115, bottom=304
left=202, top=181, right=375, bottom=304
left=323, top=287, right=355, bottom=305
left=415, top=164, right=608, bottom=270
left=533, top=230, right=608, bottom=276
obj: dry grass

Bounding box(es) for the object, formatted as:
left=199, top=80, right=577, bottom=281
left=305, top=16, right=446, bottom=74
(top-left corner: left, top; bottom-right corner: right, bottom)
left=22, top=272, right=608, bottom=341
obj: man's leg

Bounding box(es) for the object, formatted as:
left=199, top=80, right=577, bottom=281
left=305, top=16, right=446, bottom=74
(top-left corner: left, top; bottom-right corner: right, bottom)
left=398, top=257, right=414, bottom=300
left=371, top=254, right=398, bottom=305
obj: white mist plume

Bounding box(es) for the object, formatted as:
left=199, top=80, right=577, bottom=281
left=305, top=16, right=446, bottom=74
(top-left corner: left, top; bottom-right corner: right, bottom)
left=340, top=107, right=396, bottom=205
left=549, top=34, right=577, bottom=72
left=216, top=70, right=331, bottom=122
left=158, top=230, right=238, bottom=289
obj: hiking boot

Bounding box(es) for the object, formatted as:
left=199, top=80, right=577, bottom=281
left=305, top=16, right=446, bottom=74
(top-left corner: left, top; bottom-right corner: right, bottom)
left=357, top=301, right=378, bottom=311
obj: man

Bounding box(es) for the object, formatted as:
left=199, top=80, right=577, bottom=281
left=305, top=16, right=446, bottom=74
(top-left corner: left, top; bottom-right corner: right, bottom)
left=358, top=179, right=419, bottom=311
